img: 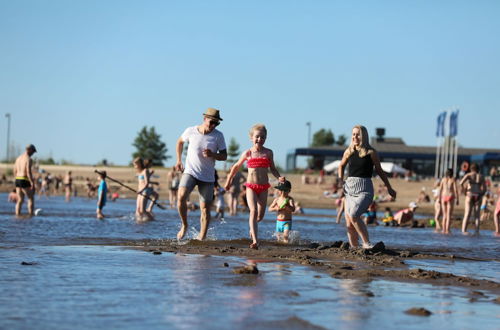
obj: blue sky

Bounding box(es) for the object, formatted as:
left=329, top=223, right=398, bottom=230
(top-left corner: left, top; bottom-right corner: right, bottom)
left=1, top=0, right=499, bottom=168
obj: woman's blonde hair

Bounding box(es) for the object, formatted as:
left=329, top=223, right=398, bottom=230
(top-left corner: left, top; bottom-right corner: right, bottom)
left=347, top=125, right=372, bottom=158
left=249, top=123, right=267, bottom=137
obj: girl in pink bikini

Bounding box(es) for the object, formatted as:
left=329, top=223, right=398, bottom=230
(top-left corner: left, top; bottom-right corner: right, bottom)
left=438, top=168, right=459, bottom=234
left=224, top=124, right=284, bottom=249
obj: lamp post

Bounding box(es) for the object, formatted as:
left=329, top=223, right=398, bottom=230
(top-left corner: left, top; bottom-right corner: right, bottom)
left=5, top=113, right=11, bottom=162
left=306, top=121, right=311, bottom=147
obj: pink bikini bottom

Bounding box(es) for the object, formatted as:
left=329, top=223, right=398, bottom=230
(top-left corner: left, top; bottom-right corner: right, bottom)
left=245, top=182, right=271, bottom=194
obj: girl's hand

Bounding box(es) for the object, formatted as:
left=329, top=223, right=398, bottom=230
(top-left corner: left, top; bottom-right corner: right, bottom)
left=224, top=183, right=231, bottom=191
left=278, top=176, right=285, bottom=183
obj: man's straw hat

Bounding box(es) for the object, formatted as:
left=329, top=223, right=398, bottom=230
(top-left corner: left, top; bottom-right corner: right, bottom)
left=203, top=108, right=223, bottom=121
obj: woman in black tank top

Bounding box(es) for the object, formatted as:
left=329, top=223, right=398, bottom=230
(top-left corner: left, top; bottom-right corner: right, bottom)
left=338, top=125, right=397, bottom=249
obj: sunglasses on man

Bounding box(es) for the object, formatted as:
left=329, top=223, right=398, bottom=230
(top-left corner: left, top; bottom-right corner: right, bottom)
left=208, top=119, right=220, bottom=127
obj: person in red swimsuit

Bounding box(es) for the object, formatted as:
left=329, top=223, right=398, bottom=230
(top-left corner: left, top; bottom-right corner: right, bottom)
left=438, top=168, right=459, bottom=234
left=224, top=124, right=285, bottom=249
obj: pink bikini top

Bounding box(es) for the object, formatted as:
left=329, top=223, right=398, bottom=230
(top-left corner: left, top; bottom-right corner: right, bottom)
left=247, top=157, right=271, bottom=169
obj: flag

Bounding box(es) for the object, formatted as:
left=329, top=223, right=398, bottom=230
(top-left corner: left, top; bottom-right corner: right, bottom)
left=436, top=111, right=446, bottom=137
left=449, top=110, right=459, bottom=137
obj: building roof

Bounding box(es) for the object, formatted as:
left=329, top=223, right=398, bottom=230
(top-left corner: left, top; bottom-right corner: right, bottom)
left=291, top=137, right=500, bottom=160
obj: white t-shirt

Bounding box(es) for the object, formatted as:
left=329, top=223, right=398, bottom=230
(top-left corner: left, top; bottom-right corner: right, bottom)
left=181, top=126, right=226, bottom=182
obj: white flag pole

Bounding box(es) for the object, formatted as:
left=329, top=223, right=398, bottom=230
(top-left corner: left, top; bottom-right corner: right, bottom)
left=435, top=138, right=441, bottom=178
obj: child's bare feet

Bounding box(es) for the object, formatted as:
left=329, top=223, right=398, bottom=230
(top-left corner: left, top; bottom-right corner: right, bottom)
left=249, top=242, right=258, bottom=249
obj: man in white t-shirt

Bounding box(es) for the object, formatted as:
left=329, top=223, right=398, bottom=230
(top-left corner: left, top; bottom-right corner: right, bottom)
left=174, top=108, right=227, bottom=240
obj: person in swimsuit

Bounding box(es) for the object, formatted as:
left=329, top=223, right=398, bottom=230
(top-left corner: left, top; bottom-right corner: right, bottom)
left=224, top=124, right=285, bottom=249
left=143, top=159, right=160, bottom=215
left=64, top=171, right=73, bottom=202
left=338, top=125, right=396, bottom=249
left=394, top=202, right=418, bottom=226
left=431, top=179, right=443, bottom=232
left=493, top=186, right=500, bottom=237
left=438, top=168, right=459, bottom=234
left=228, top=171, right=245, bottom=216
left=167, top=169, right=180, bottom=209
left=133, top=157, right=154, bottom=221
left=175, top=108, right=227, bottom=240
left=459, top=163, right=486, bottom=235
left=269, top=180, right=295, bottom=243
left=13, top=144, right=37, bottom=216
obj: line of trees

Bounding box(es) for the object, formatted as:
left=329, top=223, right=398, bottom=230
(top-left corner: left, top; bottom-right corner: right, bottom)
left=312, top=128, right=347, bottom=147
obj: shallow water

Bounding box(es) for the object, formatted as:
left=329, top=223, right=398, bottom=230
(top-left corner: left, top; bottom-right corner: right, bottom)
left=1, top=194, right=498, bottom=260
left=1, top=245, right=499, bottom=330
left=1, top=194, right=500, bottom=328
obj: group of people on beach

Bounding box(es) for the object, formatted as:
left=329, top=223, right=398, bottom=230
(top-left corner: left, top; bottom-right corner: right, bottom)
left=431, top=163, right=500, bottom=236
left=9, top=107, right=500, bottom=248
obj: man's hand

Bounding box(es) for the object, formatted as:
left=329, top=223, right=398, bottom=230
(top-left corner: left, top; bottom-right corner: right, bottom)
left=175, top=161, right=184, bottom=172
left=202, top=149, right=213, bottom=158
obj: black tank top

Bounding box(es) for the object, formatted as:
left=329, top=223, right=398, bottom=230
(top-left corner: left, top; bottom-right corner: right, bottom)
left=348, top=149, right=373, bottom=178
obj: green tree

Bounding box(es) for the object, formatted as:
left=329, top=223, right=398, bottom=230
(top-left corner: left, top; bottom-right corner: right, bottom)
left=312, top=129, right=335, bottom=147
left=227, top=137, right=240, bottom=163
left=132, top=126, right=169, bottom=166
left=336, top=134, right=347, bottom=146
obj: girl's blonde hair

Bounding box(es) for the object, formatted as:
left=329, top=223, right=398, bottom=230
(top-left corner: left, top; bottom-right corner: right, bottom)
left=347, top=125, right=373, bottom=158
left=249, top=123, right=267, bottom=137
left=133, top=157, right=145, bottom=169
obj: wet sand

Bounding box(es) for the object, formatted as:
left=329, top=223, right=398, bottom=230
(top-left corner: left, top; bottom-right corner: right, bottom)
left=131, top=238, right=500, bottom=296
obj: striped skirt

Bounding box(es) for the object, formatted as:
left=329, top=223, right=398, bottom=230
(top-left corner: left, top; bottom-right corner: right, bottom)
left=344, top=177, right=374, bottom=219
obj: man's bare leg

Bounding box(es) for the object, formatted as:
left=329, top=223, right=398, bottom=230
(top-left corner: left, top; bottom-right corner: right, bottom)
left=15, top=188, right=24, bottom=216
left=27, top=189, right=35, bottom=216
left=197, top=201, right=211, bottom=240
left=177, top=188, right=189, bottom=240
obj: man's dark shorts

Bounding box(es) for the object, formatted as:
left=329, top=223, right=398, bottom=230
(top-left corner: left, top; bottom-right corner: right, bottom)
left=15, top=179, right=31, bottom=189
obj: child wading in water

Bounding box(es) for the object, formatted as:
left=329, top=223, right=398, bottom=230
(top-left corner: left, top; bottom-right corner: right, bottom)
left=269, top=180, right=295, bottom=243
left=143, top=159, right=160, bottom=215
left=224, top=124, right=285, bottom=249
left=133, top=157, right=154, bottom=221
left=96, top=171, right=108, bottom=219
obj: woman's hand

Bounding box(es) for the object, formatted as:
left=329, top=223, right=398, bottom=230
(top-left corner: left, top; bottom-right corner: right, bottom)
left=388, top=187, right=397, bottom=200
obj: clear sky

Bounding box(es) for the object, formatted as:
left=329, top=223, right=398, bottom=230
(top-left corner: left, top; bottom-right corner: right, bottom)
left=1, top=0, right=499, bottom=168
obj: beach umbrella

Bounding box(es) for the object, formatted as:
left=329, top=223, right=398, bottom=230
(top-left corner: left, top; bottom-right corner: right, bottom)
left=323, top=160, right=341, bottom=173
left=380, top=162, right=408, bottom=174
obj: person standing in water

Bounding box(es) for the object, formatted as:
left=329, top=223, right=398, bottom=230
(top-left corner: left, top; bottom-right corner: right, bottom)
left=13, top=144, right=37, bottom=216
left=338, top=125, right=396, bottom=248
left=175, top=108, right=227, bottom=240
left=96, top=171, right=108, bottom=219
left=64, top=171, right=73, bottom=202
left=459, top=163, right=486, bottom=235
left=438, top=169, right=459, bottom=234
